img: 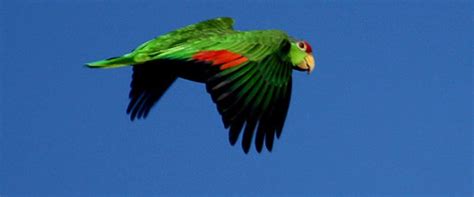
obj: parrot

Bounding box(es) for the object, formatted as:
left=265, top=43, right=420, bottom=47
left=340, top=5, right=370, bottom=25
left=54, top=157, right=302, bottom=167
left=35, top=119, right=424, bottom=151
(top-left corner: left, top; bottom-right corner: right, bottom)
left=86, top=17, right=316, bottom=153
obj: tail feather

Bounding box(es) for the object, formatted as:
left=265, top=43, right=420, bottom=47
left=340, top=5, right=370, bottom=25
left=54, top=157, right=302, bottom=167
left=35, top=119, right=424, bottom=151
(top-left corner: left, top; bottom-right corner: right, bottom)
left=86, top=54, right=136, bottom=69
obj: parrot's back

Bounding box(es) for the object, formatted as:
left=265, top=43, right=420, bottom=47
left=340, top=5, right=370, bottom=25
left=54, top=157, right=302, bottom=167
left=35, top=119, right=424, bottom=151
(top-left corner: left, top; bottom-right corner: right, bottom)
left=87, top=17, right=236, bottom=68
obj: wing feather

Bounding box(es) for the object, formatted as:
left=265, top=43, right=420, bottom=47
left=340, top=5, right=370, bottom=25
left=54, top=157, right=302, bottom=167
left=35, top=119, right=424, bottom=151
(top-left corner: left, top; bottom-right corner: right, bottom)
left=206, top=52, right=293, bottom=153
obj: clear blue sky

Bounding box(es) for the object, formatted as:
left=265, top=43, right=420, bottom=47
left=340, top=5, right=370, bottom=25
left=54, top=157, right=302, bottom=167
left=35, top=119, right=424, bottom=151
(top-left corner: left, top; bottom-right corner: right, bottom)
left=1, top=0, right=472, bottom=196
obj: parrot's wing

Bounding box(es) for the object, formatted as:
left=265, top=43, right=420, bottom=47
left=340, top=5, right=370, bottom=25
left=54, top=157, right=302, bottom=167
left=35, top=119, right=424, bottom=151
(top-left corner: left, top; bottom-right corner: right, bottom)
left=187, top=31, right=294, bottom=153
left=126, top=61, right=178, bottom=120
left=86, top=17, right=235, bottom=68
left=207, top=54, right=292, bottom=153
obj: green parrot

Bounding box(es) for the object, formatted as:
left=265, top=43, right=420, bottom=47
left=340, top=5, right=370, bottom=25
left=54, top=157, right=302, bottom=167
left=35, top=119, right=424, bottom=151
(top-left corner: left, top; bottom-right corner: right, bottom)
left=87, top=17, right=316, bottom=153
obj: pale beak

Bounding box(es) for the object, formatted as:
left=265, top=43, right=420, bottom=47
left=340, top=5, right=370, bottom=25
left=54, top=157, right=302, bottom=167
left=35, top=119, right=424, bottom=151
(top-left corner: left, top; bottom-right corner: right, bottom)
left=297, top=54, right=316, bottom=74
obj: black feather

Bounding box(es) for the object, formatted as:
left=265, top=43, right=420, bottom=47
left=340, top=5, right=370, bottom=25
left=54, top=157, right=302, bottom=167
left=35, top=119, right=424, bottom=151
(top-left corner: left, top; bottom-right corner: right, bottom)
left=127, top=59, right=213, bottom=121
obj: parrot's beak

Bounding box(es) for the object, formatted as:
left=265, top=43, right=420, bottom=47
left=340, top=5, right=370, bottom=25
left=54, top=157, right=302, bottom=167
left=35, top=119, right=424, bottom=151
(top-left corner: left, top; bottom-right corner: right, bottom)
left=296, top=54, right=315, bottom=74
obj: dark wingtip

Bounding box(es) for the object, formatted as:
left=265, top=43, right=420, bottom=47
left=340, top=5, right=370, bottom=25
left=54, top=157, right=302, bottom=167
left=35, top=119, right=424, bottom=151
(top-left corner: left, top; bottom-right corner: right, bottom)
left=229, top=136, right=237, bottom=146
left=265, top=133, right=275, bottom=152
left=243, top=146, right=250, bottom=154
left=127, top=108, right=136, bottom=121
left=276, top=130, right=282, bottom=139
left=266, top=143, right=273, bottom=152
left=242, top=141, right=251, bottom=154
left=255, top=134, right=264, bottom=153
left=256, top=146, right=263, bottom=153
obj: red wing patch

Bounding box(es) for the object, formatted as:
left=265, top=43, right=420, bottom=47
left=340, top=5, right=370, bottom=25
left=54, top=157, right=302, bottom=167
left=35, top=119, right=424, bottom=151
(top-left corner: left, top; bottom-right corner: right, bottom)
left=193, top=50, right=249, bottom=70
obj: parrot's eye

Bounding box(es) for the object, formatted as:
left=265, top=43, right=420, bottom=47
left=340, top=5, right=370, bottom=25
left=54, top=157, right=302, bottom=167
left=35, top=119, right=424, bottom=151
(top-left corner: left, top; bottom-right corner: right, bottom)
left=297, top=41, right=307, bottom=52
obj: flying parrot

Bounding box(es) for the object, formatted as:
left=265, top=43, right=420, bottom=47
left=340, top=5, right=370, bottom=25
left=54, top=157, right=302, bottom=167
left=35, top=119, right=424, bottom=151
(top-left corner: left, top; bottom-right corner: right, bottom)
left=86, top=17, right=315, bottom=153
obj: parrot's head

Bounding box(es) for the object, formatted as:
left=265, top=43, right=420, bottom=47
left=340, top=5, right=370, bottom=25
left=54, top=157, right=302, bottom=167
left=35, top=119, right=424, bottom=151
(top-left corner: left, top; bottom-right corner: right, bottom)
left=288, top=41, right=315, bottom=74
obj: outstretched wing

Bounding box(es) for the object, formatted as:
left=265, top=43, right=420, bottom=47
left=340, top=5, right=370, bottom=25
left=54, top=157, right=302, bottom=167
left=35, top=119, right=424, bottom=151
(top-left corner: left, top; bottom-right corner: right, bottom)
left=206, top=53, right=293, bottom=153
left=182, top=31, right=294, bottom=153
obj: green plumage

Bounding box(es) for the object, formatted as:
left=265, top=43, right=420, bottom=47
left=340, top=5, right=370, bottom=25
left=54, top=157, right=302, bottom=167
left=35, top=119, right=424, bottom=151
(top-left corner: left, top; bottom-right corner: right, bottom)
left=87, top=17, right=289, bottom=67
left=87, top=17, right=314, bottom=153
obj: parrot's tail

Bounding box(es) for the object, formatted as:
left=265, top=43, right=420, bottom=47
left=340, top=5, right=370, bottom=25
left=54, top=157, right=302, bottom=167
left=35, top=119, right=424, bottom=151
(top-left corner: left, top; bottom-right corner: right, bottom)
left=86, top=54, right=136, bottom=69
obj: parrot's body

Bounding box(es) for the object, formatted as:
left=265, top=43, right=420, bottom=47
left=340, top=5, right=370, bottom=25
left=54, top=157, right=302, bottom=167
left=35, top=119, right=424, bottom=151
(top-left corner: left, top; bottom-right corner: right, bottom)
left=87, top=17, right=315, bottom=153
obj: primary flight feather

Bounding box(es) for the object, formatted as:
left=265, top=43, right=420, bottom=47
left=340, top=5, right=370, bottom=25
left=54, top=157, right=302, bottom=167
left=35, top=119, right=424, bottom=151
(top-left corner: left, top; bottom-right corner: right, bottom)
left=87, top=17, right=316, bottom=153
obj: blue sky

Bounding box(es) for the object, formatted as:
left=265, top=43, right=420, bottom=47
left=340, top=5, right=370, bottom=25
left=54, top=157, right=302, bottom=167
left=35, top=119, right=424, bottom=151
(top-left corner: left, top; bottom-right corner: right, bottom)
left=1, top=0, right=472, bottom=196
